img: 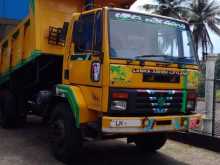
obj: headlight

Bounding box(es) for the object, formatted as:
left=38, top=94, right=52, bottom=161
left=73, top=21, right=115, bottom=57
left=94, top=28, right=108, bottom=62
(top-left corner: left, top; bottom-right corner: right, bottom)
left=111, top=100, right=127, bottom=111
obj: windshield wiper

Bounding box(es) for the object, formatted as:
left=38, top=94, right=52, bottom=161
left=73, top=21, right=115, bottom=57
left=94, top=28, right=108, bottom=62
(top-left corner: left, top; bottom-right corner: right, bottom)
left=177, top=57, right=193, bottom=60
left=134, top=55, right=194, bottom=64
left=134, top=54, right=177, bottom=64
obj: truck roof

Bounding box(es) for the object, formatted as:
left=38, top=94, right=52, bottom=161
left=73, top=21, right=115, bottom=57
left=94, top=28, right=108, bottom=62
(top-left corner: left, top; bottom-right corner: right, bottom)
left=94, top=0, right=136, bottom=8
left=110, top=7, right=189, bottom=25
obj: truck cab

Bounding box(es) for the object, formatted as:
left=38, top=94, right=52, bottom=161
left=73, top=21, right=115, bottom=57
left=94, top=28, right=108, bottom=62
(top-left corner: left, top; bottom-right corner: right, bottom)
left=47, top=7, right=202, bottom=161
left=61, top=7, right=201, bottom=131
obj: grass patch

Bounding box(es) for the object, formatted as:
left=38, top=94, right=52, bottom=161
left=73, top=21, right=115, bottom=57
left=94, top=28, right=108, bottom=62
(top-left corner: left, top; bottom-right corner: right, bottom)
left=216, top=89, right=220, bottom=102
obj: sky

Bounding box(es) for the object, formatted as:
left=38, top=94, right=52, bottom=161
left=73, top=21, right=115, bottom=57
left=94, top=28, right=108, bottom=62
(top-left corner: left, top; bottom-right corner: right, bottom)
left=130, top=0, right=220, bottom=55
left=0, top=0, right=29, bottom=20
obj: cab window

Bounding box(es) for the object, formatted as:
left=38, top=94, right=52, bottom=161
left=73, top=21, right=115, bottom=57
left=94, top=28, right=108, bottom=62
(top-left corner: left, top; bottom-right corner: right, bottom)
left=74, top=11, right=102, bottom=53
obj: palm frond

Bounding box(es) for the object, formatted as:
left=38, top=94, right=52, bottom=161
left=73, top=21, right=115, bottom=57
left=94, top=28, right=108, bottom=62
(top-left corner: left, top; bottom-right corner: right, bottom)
left=207, top=21, right=220, bottom=36
left=183, top=10, right=201, bottom=23
left=203, top=26, right=213, bottom=47
left=192, top=22, right=213, bottom=53
left=143, top=4, right=159, bottom=11
left=174, top=0, right=186, bottom=6
left=154, top=0, right=163, bottom=3
left=203, top=6, right=220, bottom=19
left=202, top=0, right=216, bottom=13
left=216, top=17, right=220, bottom=24
left=142, top=0, right=220, bottom=58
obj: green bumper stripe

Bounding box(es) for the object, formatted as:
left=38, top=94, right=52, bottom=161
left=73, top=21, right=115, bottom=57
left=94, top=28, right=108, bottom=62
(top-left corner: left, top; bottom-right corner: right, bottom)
left=0, top=50, right=41, bottom=85
left=181, top=70, right=188, bottom=113
left=57, top=85, right=80, bottom=128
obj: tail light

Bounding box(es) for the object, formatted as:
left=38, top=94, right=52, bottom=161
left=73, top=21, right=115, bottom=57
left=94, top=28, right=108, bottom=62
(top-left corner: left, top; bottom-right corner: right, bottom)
left=187, top=91, right=197, bottom=100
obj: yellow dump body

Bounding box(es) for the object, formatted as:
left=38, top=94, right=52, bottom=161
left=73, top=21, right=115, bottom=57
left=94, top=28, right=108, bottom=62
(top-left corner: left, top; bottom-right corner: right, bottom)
left=0, top=0, right=135, bottom=76
left=0, top=0, right=82, bottom=75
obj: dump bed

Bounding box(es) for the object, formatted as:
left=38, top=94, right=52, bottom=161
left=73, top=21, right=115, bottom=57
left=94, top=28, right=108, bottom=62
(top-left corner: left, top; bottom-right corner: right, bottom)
left=0, top=0, right=135, bottom=81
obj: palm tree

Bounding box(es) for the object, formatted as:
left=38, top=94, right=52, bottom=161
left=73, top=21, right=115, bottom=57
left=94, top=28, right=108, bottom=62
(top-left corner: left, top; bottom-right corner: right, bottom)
left=181, top=0, right=220, bottom=60
left=143, top=0, right=220, bottom=60
left=143, top=0, right=186, bottom=19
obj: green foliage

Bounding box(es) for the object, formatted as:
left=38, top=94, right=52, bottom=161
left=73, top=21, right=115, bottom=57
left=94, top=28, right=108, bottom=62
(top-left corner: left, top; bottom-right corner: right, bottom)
left=143, top=0, right=220, bottom=61
left=184, top=0, right=220, bottom=60
left=198, top=77, right=205, bottom=97
left=216, top=90, right=220, bottom=101
left=198, top=62, right=206, bottom=97
left=143, top=0, right=185, bottom=19
left=215, top=56, right=220, bottom=80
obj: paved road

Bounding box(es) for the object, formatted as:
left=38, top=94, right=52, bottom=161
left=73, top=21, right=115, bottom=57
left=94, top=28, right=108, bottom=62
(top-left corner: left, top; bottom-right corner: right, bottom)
left=0, top=117, right=220, bottom=165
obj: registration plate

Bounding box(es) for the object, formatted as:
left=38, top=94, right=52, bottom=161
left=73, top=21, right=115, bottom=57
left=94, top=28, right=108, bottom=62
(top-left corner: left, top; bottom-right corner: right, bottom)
left=110, top=119, right=142, bottom=128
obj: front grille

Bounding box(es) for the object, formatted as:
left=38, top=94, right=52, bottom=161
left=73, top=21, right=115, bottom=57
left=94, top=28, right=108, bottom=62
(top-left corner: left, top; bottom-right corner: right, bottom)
left=109, top=89, right=185, bottom=115
left=135, top=90, right=183, bottom=114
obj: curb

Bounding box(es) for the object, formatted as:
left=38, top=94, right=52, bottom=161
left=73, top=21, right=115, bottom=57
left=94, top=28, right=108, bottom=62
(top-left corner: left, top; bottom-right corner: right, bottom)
left=169, top=132, right=220, bottom=152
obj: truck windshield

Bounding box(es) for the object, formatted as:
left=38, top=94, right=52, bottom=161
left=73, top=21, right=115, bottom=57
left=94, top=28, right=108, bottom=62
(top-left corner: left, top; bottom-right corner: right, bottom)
left=109, top=10, right=197, bottom=64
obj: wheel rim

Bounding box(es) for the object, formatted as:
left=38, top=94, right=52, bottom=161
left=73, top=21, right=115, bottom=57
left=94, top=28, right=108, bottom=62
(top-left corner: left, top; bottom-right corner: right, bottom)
left=49, top=119, right=65, bottom=148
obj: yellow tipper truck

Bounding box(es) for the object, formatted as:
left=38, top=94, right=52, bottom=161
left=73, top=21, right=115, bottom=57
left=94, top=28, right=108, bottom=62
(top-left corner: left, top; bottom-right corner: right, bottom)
left=0, top=0, right=202, bottom=162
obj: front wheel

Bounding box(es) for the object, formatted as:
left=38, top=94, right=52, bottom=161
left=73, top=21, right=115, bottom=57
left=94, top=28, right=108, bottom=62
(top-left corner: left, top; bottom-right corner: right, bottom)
left=49, top=102, right=82, bottom=163
left=133, top=133, right=167, bottom=152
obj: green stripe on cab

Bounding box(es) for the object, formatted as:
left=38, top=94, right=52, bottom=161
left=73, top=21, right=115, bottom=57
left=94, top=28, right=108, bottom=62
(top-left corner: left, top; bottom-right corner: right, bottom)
left=181, top=69, right=188, bottom=113
left=56, top=84, right=80, bottom=128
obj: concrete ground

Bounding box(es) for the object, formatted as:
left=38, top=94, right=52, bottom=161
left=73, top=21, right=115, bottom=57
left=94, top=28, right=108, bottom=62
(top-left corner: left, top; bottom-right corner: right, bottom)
left=0, top=118, right=220, bottom=165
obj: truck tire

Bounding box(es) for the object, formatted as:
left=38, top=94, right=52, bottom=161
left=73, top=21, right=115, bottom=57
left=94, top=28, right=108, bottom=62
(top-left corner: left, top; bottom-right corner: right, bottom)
left=49, top=102, right=82, bottom=163
left=134, top=133, right=167, bottom=152
left=0, top=90, right=17, bottom=128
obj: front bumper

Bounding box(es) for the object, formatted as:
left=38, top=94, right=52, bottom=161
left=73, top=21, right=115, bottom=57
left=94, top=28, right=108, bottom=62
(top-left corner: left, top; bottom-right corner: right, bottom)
left=102, top=114, right=202, bottom=134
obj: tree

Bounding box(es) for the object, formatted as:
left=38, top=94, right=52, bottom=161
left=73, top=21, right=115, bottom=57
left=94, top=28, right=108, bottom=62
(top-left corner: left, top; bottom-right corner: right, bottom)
left=143, top=0, right=186, bottom=19
left=143, top=0, right=220, bottom=61
left=215, top=55, right=220, bottom=80
left=182, top=0, right=220, bottom=60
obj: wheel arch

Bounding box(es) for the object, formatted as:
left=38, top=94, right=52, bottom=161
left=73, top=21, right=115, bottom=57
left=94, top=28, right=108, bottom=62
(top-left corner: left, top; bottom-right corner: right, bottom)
left=54, top=84, right=88, bottom=128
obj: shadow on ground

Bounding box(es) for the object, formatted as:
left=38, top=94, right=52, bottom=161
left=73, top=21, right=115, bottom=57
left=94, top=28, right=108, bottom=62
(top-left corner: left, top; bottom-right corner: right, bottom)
left=0, top=117, right=187, bottom=165
left=74, top=141, right=187, bottom=165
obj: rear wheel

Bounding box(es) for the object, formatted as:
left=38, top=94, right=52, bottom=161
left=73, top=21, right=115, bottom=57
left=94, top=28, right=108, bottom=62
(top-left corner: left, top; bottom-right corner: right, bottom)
left=134, top=133, right=167, bottom=152
left=49, top=102, right=82, bottom=163
left=0, top=90, right=17, bottom=128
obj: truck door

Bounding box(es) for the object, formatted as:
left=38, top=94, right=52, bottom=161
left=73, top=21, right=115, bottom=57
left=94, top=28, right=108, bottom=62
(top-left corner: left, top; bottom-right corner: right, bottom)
left=68, top=10, right=103, bottom=111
